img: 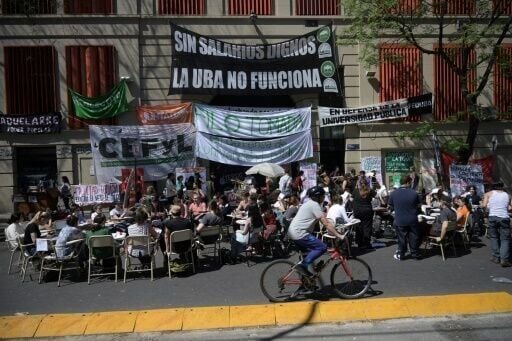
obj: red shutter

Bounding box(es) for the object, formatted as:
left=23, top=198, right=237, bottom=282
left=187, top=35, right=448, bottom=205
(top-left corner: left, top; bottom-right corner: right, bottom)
left=434, top=45, right=476, bottom=121
left=393, top=0, right=420, bottom=14
left=228, top=0, right=274, bottom=15
left=4, top=46, right=57, bottom=115
left=494, top=45, right=512, bottom=118
left=493, top=0, right=512, bottom=16
left=63, top=0, right=113, bottom=14
left=433, top=0, right=475, bottom=15
left=158, top=0, right=205, bottom=15
left=379, top=45, right=422, bottom=121
left=1, top=0, right=56, bottom=14
left=66, top=46, right=117, bottom=129
left=295, top=0, right=340, bottom=15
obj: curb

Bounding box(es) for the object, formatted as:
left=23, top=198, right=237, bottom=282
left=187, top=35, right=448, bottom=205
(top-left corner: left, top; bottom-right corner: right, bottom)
left=1, top=292, right=512, bottom=338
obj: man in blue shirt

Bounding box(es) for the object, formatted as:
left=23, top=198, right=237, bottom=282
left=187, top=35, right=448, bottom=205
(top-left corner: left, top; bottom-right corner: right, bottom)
left=388, top=175, right=421, bottom=260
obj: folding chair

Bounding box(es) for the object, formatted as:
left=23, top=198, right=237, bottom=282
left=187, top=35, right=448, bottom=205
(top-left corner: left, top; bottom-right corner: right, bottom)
left=5, top=238, right=22, bottom=275
left=426, top=221, right=457, bottom=261
left=88, top=235, right=118, bottom=284
left=455, top=212, right=471, bottom=250
left=39, top=239, right=83, bottom=287
left=18, top=236, right=39, bottom=282
left=124, top=235, right=156, bottom=282
left=168, top=229, right=196, bottom=278
left=197, top=225, right=222, bottom=266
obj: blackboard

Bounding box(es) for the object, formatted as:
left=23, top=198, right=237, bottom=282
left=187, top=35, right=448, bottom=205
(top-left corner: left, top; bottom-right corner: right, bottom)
left=385, top=152, right=414, bottom=172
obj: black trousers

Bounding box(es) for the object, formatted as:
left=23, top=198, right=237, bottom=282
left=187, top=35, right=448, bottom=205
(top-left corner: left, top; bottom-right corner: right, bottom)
left=354, top=208, right=373, bottom=247
left=395, top=224, right=421, bottom=257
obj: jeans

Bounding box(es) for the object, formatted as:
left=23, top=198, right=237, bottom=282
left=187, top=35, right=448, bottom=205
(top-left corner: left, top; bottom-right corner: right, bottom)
left=488, top=216, right=510, bottom=262
left=294, top=234, right=327, bottom=266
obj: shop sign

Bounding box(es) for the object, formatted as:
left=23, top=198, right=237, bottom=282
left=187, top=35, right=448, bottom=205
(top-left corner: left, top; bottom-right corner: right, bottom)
left=385, top=152, right=414, bottom=173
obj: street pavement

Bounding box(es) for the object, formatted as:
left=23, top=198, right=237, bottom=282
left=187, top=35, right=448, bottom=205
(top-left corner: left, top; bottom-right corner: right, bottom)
left=1, top=234, right=511, bottom=315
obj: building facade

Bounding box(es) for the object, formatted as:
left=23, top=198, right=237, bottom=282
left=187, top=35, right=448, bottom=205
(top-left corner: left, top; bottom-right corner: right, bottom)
left=0, top=0, right=511, bottom=214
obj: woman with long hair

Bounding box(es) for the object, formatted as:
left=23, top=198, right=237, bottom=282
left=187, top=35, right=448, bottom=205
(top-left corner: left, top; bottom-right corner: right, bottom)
left=352, top=182, right=376, bottom=250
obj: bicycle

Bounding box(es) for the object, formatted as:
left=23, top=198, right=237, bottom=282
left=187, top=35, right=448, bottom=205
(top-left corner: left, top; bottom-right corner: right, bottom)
left=260, top=230, right=372, bottom=302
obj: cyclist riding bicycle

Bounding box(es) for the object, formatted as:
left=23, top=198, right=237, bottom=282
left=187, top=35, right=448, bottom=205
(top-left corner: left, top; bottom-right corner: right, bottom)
left=287, top=185, right=345, bottom=277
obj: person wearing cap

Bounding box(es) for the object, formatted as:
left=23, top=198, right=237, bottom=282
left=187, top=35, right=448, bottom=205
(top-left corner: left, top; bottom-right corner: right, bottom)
left=482, top=182, right=512, bottom=267
left=163, top=205, right=194, bottom=256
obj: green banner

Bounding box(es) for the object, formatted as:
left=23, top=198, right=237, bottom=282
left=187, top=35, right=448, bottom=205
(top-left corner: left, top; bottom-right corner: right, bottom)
left=69, top=80, right=130, bottom=120
left=385, top=151, right=414, bottom=172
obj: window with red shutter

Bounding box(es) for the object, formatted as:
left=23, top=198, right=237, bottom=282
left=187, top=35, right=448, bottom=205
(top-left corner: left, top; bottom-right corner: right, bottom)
left=4, top=46, right=58, bottom=115
left=1, top=0, right=56, bottom=14
left=295, top=0, right=340, bottom=16
left=158, top=0, right=205, bottom=15
left=228, top=0, right=274, bottom=15
left=434, top=45, right=476, bottom=121
left=64, top=0, right=113, bottom=14
left=493, top=0, right=512, bottom=16
left=66, top=46, right=117, bottom=129
left=494, top=45, right=512, bottom=118
left=379, top=45, right=423, bottom=121
left=433, top=0, right=475, bottom=15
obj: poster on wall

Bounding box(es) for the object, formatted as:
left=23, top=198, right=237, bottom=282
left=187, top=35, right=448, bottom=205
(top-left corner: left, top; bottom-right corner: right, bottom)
left=319, top=93, right=433, bottom=127
left=169, top=23, right=341, bottom=96
left=299, top=162, right=317, bottom=191
left=385, top=151, right=415, bottom=173
left=449, top=164, right=484, bottom=197
left=89, top=124, right=196, bottom=183
left=73, top=183, right=120, bottom=206
left=175, top=167, right=207, bottom=196
left=0, top=112, right=62, bottom=134
left=361, top=156, right=382, bottom=185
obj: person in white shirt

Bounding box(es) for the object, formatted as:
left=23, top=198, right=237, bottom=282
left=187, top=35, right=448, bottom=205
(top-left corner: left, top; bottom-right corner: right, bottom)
left=109, top=203, right=124, bottom=219
left=90, top=205, right=102, bottom=222
left=278, top=170, right=292, bottom=195
left=5, top=213, right=25, bottom=248
left=327, top=194, right=351, bottom=225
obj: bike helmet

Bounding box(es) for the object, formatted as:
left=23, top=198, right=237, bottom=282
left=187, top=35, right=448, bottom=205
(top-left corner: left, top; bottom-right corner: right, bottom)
left=307, top=186, right=326, bottom=200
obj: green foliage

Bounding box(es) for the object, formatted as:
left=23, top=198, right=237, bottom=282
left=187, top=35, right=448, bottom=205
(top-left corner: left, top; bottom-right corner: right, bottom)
left=443, top=138, right=469, bottom=155
left=397, top=122, right=433, bottom=140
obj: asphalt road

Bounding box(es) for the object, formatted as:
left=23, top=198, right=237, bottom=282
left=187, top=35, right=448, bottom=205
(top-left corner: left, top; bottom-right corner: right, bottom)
left=1, top=235, right=511, bottom=315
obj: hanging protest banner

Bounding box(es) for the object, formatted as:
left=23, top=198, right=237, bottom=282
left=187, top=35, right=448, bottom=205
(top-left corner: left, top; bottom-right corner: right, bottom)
left=442, top=152, right=494, bottom=185
left=449, top=164, right=484, bottom=197
left=73, top=183, right=120, bottom=205
left=89, top=124, right=196, bottom=183
left=137, top=102, right=193, bottom=125
left=0, top=112, right=61, bottom=134
left=169, top=23, right=341, bottom=96
left=385, top=152, right=414, bottom=173
left=195, top=131, right=312, bottom=166
left=69, top=80, right=131, bottom=120
left=319, top=93, right=433, bottom=127
left=361, top=156, right=382, bottom=185
left=194, top=104, right=311, bottom=139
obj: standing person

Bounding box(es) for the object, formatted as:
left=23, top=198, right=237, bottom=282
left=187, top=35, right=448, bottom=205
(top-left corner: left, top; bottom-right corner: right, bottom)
left=287, top=186, right=345, bottom=277
left=293, top=171, right=304, bottom=194
left=278, top=168, right=292, bottom=196
left=388, top=176, right=422, bottom=260
left=352, top=182, right=376, bottom=250
left=59, top=176, right=73, bottom=210
left=165, top=173, right=177, bottom=205
left=176, top=175, right=185, bottom=199
left=482, top=182, right=512, bottom=267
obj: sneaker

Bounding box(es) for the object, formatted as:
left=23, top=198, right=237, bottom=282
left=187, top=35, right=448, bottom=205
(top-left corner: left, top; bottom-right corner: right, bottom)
left=490, top=256, right=501, bottom=264
left=501, top=261, right=512, bottom=268
left=294, top=263, right=314, bottom=277
left=393, top=251, right=403, bottom=261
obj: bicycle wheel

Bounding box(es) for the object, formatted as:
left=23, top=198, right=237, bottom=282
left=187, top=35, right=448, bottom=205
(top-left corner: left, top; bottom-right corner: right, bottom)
left=260, top=260, right=303, bottom=302
left=330, top=257, right=372, bottom=299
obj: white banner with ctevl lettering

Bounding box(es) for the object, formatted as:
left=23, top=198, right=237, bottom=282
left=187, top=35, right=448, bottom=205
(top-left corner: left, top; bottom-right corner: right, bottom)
left=194, top=104, right=311, bottom=139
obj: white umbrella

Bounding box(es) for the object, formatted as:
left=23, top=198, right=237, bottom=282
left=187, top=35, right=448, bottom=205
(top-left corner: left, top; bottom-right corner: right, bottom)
left=245, top=162, right=285, bottom=178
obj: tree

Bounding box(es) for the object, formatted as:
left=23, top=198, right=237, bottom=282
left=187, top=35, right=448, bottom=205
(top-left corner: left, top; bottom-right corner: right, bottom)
left=340, top=0, right=512, bottom=164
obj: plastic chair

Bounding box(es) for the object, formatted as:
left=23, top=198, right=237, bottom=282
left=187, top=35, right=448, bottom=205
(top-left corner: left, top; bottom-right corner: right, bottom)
left=38, top=239, right=83, bottom=287
left=197, top=225, right=222, bottom=265
left=168, top=230, right=196, bottom=278
left=124, top=235, right=156, bottom=282
left=88, top=235, right=118, bottom=284
left=426, top=221, right=457, bottom=261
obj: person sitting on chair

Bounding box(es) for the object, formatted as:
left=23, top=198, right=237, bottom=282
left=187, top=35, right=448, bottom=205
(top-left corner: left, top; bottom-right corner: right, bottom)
left=428, top=197, right=456, bottom=242
left=196, top=200, right=223, bottom=233
left=163, top=205, right=194, bottom=258
left=327, top=194, right=351, bottom=225
left=55, top=214, right=84, bottom=258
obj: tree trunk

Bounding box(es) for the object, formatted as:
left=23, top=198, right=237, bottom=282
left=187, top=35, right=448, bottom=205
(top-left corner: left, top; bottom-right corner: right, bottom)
left=458, top=99, right=480, bottom=164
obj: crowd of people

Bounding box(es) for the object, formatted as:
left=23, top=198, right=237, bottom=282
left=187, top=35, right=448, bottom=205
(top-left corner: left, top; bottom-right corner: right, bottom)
left=5, top=165, right=512, bottom=282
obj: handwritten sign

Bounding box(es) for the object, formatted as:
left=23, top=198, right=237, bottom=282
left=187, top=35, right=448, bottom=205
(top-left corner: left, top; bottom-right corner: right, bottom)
left=361, top=156, right=382, bottom=185
left=73, top=183, right=120, bottom=205
left=449, top=164, right=484, bottom=197
left=385, top=152, right=414, bottom=173
left=299, top=162, right=317, bottom=192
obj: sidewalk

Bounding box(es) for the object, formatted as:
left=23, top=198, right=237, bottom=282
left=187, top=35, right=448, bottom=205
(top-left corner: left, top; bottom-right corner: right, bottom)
left=1, top=292, right=512, bottom=338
